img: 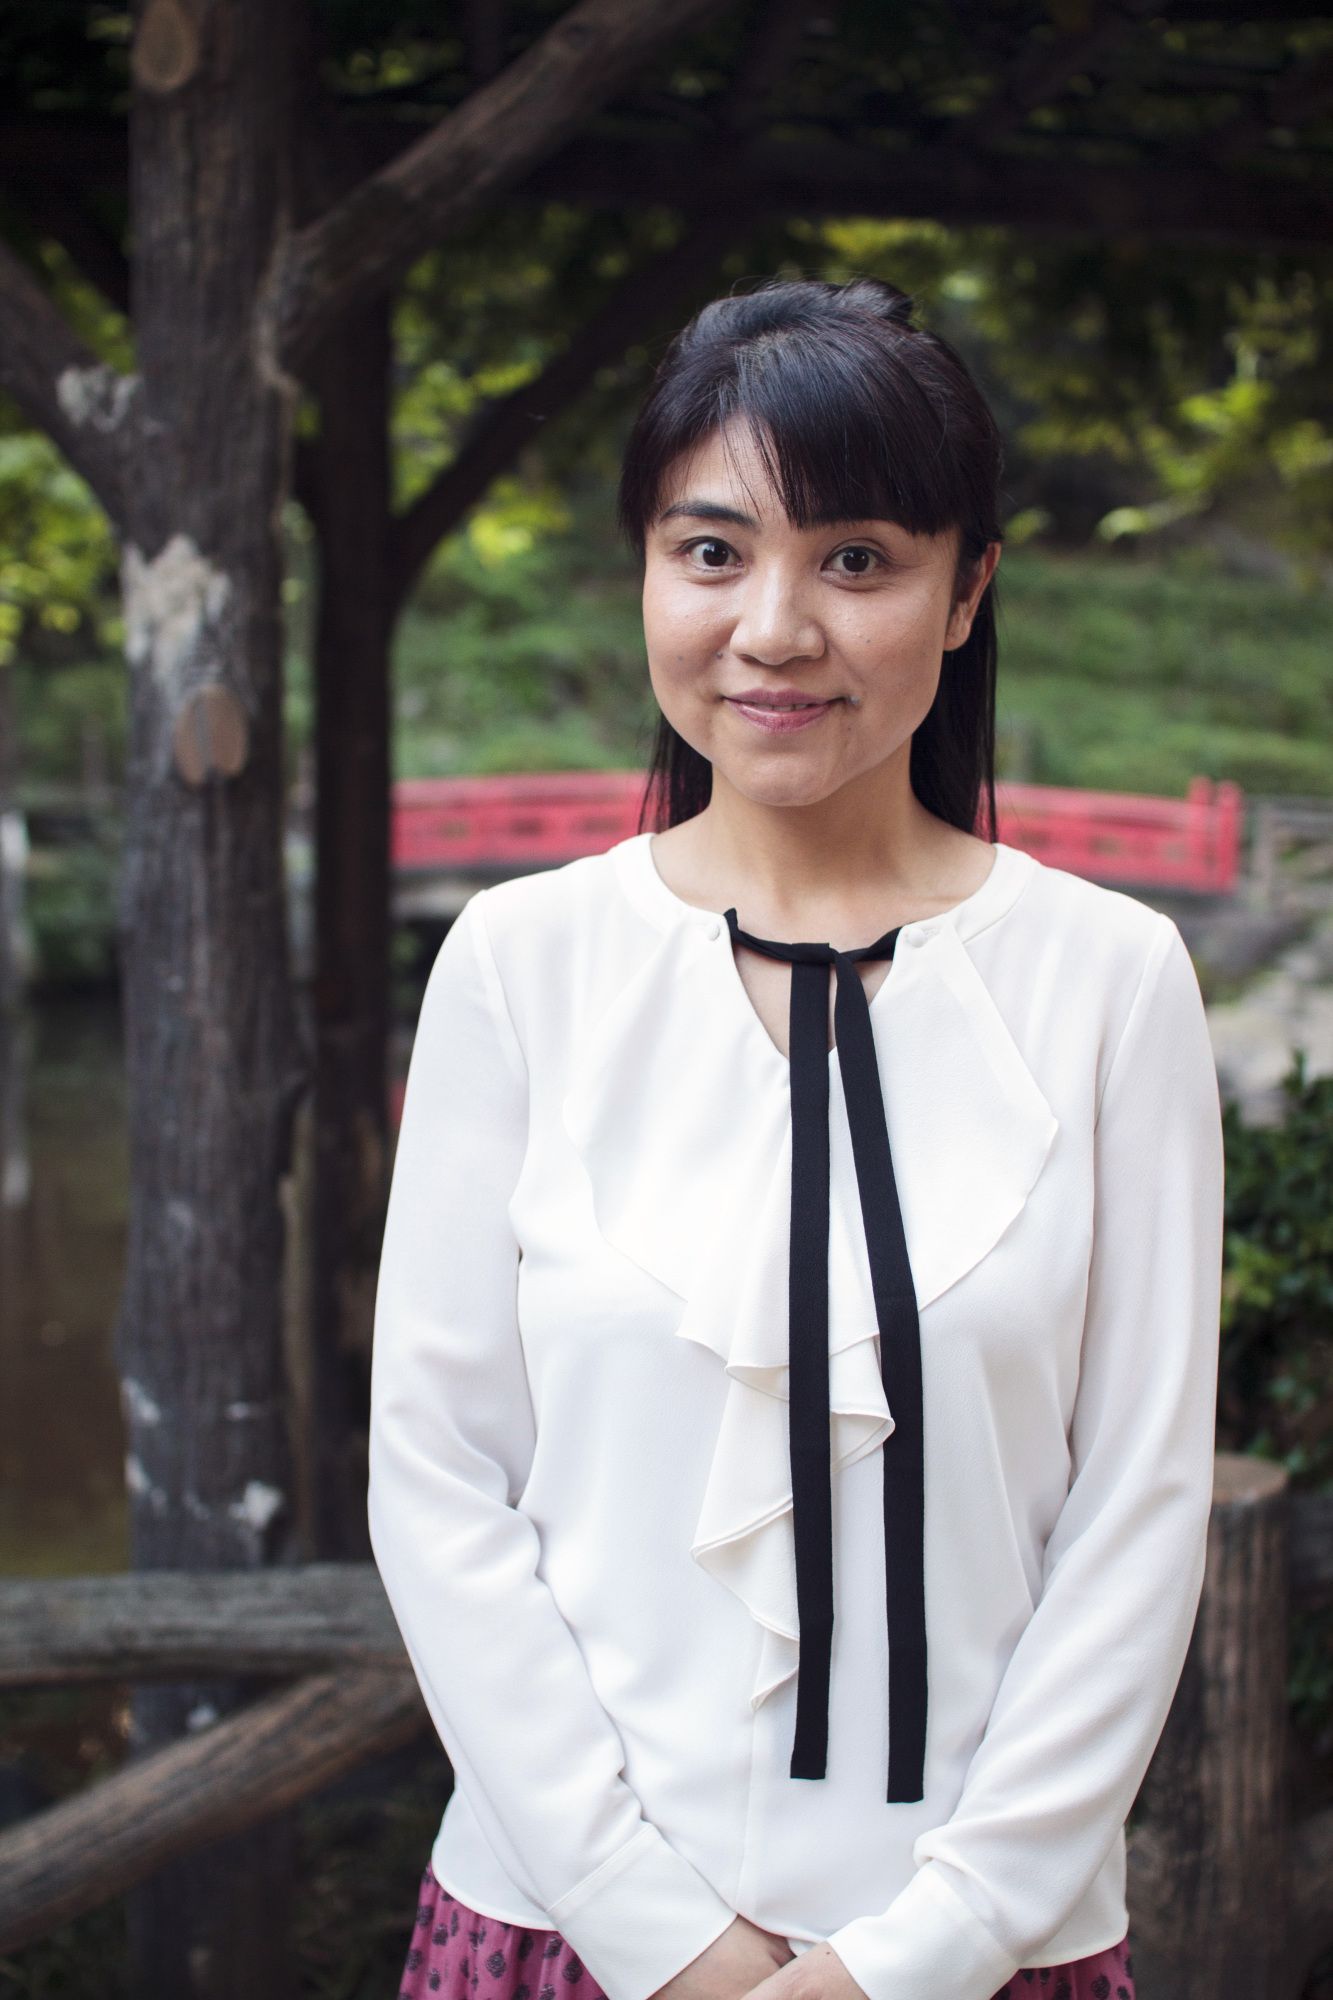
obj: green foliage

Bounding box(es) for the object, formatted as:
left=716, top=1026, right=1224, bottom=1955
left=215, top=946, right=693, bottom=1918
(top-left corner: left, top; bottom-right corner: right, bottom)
left=15, top=661, right=124, bottom=786
left=1289, top=1603, right=1333, bottom=1746
left=0, top=2, right=128, bottom=130
left=997, top=549, right=1333, bottom=796
left=0, top=1900, right=128, bottom=1999
left=292, top=1746, right=452, bottom=1999
left=11, top=659, right=124, bottom=988
left=0, top=431, right=118, bottom=668
left=24, top=835, right=120, bottom=987
left=391, top=205, right=688, bottom=511
left=1222, top=1066, right=1333, bottom=1757
left=1219, top=1063, right=1333, bottom=1488
left=391, top=482, right=652, bottom=778
left=0, top=243, right=126, bottom=670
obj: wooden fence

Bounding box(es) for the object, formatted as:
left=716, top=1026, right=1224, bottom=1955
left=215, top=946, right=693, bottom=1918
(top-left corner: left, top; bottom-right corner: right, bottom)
left=0, top=1455, right=1330, bottom=1999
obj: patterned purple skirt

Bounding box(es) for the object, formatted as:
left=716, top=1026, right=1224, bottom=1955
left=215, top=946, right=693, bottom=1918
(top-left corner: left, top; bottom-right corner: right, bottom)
left=399, top=1866, right=1135, bottom=2000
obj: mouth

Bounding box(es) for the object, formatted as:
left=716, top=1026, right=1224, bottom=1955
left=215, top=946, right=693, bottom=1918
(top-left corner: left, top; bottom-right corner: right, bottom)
left=723, top=689, right=847, bottom=736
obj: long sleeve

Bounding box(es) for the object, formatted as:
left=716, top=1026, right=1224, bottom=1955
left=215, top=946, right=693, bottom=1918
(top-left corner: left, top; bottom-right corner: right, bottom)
left=368, top=897, right=733, bottom=2000
left=828, top=920, right=1223, bottom=2000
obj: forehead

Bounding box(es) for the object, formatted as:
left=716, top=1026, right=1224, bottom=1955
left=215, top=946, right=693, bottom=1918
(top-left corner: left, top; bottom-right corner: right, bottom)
left=655, top=425, right=775, bottom=515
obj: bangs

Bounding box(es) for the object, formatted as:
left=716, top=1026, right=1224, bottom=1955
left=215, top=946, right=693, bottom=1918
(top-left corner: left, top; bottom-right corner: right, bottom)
left=619, top=286, right=1002, bottom=555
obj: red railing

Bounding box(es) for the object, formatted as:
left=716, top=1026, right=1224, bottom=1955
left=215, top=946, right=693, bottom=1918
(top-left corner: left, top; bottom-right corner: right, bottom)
left=392, top=771, right=1244, bottom=896
left=393, top=771, right=646, bottom=872
left=995, top=775, right=1243, bottom=895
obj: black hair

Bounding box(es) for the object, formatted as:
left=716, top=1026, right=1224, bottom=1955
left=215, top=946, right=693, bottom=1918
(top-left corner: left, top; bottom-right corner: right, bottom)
left=618, top=278, right=1003, bottom=837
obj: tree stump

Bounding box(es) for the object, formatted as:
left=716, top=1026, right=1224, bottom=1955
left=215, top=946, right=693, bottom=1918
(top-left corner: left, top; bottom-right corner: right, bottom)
left=1128, top=1453, right=1290, bottom=2000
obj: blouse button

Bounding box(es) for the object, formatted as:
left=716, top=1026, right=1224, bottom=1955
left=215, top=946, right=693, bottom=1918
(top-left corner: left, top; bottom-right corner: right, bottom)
left=706, top=921, right=722, bottom=941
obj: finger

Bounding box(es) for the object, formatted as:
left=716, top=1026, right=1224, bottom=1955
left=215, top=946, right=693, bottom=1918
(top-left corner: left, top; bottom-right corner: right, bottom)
left=742, top=1967, right=795, bottom=2000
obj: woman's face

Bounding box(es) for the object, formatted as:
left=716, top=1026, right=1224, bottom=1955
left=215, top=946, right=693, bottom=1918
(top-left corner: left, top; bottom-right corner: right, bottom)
left=642, top=425, right=998, bottom=812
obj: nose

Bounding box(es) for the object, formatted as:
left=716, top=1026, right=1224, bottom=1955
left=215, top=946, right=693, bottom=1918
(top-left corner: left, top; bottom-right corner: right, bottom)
left=729, top=561, right=824, bottom=669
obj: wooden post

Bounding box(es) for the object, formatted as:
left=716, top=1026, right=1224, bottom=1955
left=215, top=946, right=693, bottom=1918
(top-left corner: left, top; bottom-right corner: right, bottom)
left=1128, top=1453, right=1290, bottom=2000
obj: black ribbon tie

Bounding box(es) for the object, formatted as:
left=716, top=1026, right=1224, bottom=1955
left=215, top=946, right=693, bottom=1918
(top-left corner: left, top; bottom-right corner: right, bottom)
left=724, top=909, right=926, bottom=1805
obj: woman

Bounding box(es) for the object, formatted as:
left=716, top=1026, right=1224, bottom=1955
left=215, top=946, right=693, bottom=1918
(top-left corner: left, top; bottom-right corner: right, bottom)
left=370, top=280, right=1222, bottom=2000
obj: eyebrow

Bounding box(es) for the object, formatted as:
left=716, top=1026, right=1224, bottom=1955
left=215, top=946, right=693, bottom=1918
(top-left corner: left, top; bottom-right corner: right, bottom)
left=658, top=500, right=760, bottom=529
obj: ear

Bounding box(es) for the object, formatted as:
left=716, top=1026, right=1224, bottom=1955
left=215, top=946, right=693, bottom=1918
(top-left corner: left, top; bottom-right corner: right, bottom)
left=944, top=542, right=1001, bottom=651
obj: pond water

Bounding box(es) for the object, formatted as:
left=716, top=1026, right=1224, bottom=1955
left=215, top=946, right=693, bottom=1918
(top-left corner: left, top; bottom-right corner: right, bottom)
left=0, top=997, right=129, bottom=1576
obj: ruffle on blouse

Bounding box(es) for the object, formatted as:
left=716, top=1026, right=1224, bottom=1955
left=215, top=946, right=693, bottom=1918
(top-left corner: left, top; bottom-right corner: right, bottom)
left=562, top=909, right=1057, bottom=1710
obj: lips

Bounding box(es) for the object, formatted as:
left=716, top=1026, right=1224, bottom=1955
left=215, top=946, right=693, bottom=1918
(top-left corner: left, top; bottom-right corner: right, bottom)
left=723, top=688, right=842, bottom=735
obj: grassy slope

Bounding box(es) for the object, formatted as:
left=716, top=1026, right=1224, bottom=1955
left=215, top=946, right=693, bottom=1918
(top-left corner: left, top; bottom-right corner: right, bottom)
left=997, top=550, right=1333, bottom=797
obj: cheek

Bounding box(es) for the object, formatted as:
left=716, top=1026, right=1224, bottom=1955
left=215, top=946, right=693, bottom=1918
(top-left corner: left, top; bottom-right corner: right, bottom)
left=643, top=575, right=726, bottom=706
left=848, top=587, right=953, bottom=696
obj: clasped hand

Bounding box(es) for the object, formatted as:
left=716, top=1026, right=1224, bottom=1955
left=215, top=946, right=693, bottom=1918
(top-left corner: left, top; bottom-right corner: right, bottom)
left=649, top=1917, right=867, bottom=2000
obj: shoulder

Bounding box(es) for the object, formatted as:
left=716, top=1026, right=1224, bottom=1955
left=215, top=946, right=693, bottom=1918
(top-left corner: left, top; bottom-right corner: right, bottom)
left=463, top=838, right=672, bottom=1055
left=470, top=838, right=664, bottom=958
left=980, top=845, right=1180, bottom=988
left=965, top=848, right=1204, bottom=1105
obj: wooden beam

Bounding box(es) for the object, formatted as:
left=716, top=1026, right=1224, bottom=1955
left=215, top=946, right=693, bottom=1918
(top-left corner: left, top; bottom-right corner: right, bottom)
left=0, top=1666, right=428, bottom=1955
left=523, top=136, right=1333, bottom=249
left=0, top=1565, right=406, bottom=1688
left=263, top=0, right=730, bottom=370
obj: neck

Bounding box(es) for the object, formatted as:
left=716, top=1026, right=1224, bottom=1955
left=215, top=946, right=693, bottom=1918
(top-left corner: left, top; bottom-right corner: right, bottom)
left=709, top=745, right=924, bottom=907
left=652, top=741, right=992, bottom=943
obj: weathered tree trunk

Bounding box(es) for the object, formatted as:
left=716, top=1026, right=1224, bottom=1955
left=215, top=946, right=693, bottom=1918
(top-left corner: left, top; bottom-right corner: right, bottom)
left=114, top=2, right=301, bottom=1991
left=303, top=299, right=393, bottom=1558
left=1127, top=1454, right=1290, bottom=2000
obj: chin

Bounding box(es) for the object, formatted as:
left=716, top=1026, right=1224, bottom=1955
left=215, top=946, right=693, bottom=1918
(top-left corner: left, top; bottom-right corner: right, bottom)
left=714, top=755, right=848, bottom=812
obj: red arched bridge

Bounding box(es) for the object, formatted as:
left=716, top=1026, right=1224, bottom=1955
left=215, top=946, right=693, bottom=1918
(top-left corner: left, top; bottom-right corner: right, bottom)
left=392, top=770, right=1243, bottom=903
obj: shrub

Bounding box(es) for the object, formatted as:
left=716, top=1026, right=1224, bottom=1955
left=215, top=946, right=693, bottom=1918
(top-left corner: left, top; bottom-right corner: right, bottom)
left=1219, top=1060, right=1333, bottom=1489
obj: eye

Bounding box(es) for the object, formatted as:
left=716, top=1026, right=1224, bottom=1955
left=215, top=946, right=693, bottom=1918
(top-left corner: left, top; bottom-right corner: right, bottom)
left=827, top=545, right=879, bottom=577
left=685, top=538, right=739, bottom=570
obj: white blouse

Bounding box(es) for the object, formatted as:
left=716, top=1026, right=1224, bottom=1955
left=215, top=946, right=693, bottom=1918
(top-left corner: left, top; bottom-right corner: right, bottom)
left=368, top=836, right=1222, bottom=2000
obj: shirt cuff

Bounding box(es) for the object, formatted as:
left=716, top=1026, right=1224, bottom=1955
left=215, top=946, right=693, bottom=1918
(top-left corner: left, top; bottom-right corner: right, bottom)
left=547, top=1823, right=734, bottom=2000
left=828, top=1861, right=1017, bottom=2000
